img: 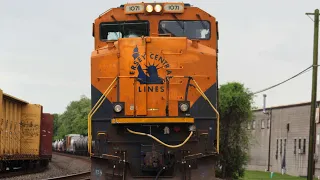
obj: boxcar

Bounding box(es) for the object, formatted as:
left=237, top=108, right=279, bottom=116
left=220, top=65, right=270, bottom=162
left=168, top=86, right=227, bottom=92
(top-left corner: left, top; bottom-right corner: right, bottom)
left=0, top=89, right=53, bottom=171
left=40, top=113, right=54, bottom=160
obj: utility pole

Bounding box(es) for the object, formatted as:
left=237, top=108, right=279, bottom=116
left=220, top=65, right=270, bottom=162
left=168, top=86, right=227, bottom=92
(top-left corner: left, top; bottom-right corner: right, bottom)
left=306, top=9, right=319, bottom=180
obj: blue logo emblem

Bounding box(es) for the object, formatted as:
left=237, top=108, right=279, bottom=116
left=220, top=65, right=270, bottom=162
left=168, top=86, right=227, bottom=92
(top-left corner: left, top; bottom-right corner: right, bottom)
left=131, top=45, right=171, bottom=85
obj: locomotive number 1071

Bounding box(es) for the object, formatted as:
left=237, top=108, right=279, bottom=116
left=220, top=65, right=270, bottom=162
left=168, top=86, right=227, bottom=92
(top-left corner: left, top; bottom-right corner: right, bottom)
left=124, top=4, right=144, bottom=14
left=163, top=3, right=184, bottom=13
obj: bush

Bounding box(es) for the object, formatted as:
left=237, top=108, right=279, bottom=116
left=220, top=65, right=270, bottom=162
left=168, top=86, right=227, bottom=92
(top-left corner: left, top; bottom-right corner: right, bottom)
left=215, top=82, right=254, bottom=179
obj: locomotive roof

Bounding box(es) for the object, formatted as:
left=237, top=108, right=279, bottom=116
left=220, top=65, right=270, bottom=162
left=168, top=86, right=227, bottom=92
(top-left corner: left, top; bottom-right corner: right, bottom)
left=119, top=3, right=192, bottom=8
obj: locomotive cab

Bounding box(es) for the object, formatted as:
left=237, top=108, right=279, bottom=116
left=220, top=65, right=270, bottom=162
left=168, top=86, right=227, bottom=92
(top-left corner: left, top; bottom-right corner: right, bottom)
left=89, top=2, right=220, bottom=179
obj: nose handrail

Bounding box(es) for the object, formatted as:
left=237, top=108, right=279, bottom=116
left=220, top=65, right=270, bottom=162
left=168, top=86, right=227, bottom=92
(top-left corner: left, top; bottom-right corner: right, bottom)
left=191, top=78, right=220, bottom=153
left=150, top=33, right=172, bottom=37
left=88, top=76, right=118, bottom=156
left=166, top=75, right=220, bottom=153
left=161, top=50, right=183, bottom=55
left=126, top=76, right=220, bottom=153
left=88, top=76, right=220, bottom=154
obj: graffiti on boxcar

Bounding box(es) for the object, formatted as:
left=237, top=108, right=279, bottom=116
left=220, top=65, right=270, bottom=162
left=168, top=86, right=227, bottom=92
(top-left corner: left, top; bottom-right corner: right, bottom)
left=21, top=113, right=40, bottom=138
left=21, top=123, right=40, bottom=137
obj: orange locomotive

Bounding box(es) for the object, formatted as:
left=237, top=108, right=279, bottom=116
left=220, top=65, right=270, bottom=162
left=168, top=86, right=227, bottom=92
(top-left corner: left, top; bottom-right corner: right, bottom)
left=89, top=2, right=220, bottom=179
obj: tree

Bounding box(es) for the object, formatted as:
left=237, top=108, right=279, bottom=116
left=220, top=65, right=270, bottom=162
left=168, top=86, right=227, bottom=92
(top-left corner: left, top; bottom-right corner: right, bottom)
left=53, top=95, right=91, bottom=140
left=52, top=113, right=60, bottom=139
left=216, top=82, right=254, bottom=179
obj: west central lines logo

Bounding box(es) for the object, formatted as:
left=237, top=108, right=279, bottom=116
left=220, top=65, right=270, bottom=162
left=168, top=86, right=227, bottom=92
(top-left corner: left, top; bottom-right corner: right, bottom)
left=130, top=45, right=172, bottom=92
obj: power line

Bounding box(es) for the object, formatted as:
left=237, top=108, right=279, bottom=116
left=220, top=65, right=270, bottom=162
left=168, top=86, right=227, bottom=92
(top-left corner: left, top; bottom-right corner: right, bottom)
left=252, top=65, right=313, bottom=95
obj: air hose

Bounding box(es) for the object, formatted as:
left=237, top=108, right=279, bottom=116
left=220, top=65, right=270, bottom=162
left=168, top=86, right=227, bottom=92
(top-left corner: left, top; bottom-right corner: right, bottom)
left=126, top=79, right=219, bottom=151
left=155, top=166, right=166, bottom=180
left=126, top=128, right=193, bottom=148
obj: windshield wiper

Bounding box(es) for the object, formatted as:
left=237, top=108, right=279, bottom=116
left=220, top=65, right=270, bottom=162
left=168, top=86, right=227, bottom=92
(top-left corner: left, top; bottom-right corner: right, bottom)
left=196, top=14, right=207, bottom=29
left=171, top=14, right=184, bottom=31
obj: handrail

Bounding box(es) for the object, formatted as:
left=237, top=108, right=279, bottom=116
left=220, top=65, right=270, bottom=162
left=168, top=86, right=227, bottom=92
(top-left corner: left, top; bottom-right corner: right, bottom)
left=161, top=50, right=183, bottom=55
left=87, top=76, right=220, bottom=154
left=191, top=79, right=220, bottom=153
left=126, top=77, right=220, bottom=152
left=88, top=76, right=118, bottom=156
left=150, top=33, right=172, bottom=37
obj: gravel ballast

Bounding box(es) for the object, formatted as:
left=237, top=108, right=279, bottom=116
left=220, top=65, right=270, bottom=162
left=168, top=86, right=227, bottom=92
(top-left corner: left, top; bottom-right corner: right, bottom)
left=5, top=153, right=90, bottom=180
left=4, top=153, right=228, bottom=180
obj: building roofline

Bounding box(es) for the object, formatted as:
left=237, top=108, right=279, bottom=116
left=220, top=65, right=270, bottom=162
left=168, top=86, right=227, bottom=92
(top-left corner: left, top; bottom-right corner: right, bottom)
left=252, top=100, right=320, bottom=112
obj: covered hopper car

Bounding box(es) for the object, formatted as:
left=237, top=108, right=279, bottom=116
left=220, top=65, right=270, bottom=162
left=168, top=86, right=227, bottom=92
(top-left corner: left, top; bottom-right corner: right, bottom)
left=89, top=2, right=220, bottom=179
left=0, top=89, right=53, bottom=172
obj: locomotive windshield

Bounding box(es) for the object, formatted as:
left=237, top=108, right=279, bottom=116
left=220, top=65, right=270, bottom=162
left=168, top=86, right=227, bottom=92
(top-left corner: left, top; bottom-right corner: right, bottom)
left=159, top=20, right=210, bottom=40
left=100, top=21, right=149, bottom=41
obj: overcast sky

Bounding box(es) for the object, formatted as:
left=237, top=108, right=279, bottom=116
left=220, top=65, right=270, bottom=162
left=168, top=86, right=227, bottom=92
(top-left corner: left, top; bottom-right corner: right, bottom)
left=0, top=0, right=319, bottom=114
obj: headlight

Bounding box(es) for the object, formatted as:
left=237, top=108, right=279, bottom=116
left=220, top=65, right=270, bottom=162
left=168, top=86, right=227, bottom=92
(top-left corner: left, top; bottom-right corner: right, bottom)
left=154, top=4, right=162, bottom=12
left=179, top=103, right=189, bottom=112
left=114, top=104, right=122, bottom=113
left=146, top=5, right=153, bottom=12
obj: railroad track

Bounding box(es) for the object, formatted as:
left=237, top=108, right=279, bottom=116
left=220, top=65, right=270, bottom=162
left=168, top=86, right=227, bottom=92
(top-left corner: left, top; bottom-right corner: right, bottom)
left=0, top=152, right=90, bottom=179
left=46, top=171, right=91, bottom=180
left=52, top=151, right=91, bottom=163
left=0, top=166, right=47, bottom=179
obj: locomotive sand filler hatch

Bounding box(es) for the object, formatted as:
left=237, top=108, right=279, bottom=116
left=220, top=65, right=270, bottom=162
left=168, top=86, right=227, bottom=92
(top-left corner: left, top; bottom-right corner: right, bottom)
left=89, top=2, right=220, bottom=179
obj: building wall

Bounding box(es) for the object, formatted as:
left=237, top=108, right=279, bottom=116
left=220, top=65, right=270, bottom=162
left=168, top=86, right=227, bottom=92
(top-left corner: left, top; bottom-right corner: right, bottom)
left=247, top=111, right=270, bottom=171
left=270, top=105, right=309, bottom=177
left=247, top=103, right=320, bottom=177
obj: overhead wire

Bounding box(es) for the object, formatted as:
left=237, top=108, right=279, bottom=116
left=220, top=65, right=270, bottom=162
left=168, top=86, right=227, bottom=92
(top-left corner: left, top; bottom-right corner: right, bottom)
left=252, top=65, right=314, bottom=95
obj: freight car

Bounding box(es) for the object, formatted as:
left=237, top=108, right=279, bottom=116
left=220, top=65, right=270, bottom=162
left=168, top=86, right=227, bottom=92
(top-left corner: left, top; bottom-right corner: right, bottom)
left=52, top=134, right=90, bottom=156
left=0, top=89, right=53, bottom=172
left=88, top=2, right=220, bottom=179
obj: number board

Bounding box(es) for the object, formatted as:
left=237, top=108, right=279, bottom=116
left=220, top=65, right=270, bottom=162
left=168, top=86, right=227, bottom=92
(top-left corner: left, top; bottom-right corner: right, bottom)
left=124, top=4, right=144, bottom=14
left=163, top=3, right=184, bottom=13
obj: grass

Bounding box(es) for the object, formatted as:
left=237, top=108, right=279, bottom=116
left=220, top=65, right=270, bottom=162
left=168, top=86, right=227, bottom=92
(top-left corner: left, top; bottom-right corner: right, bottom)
left=242, top=170, right=311, bottom=180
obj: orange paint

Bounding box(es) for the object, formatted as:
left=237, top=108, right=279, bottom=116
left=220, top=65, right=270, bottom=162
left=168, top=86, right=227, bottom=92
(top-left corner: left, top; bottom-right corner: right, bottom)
left=91, top=2, right=218, bottom=118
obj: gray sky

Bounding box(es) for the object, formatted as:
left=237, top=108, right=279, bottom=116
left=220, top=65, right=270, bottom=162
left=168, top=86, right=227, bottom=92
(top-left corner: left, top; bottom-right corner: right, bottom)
left=0, top=0, right=319, bottom=114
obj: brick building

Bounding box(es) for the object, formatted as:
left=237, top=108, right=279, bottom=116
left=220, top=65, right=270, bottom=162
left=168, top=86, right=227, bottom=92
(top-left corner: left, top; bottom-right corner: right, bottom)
left=247, top=101, right=320, bottom=177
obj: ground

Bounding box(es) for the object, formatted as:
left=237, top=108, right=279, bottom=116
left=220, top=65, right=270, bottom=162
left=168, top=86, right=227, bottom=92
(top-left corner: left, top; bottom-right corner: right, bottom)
left=242, top=170, right=317, bottom=180
left=5, top=153, right=90, bottom=180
